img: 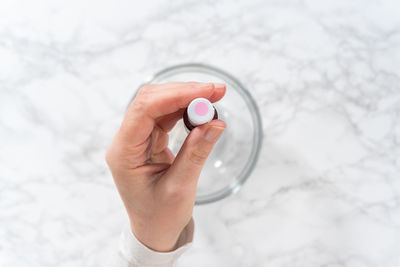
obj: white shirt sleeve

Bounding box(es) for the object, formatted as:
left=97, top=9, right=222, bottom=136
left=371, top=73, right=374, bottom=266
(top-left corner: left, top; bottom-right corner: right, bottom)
left=108, top=218, right=194, bottom=267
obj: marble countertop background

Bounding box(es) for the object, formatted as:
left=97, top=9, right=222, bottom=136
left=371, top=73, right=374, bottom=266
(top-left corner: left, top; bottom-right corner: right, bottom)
left=1, top=0, right=400, bottom=266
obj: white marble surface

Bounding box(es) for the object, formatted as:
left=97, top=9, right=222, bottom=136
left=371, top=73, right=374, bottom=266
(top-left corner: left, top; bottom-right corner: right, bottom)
left=1, top=0, right=400, bottom=266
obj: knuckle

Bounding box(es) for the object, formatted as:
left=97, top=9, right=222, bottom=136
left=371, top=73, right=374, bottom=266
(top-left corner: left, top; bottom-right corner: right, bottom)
left=133, top=96, right=148, bottom=113
left=133, top=95, right=153, bottom=115
left=164, top=183, right=186, bottom=200
left=133, top=85, right=157, bottom=114
left=138, top=84, right=153, bottom=95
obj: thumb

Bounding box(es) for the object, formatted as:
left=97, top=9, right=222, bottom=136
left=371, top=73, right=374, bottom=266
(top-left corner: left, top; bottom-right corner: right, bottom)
left=165, top=120, right=226, bottom=185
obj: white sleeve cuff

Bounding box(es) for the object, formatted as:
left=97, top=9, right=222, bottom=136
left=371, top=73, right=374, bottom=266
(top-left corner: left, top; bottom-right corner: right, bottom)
left=118, top=218, right=194, bottom=266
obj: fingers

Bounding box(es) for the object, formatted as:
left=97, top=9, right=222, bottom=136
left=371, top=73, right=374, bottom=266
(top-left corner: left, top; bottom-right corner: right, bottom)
left=119, top=82, right=225, bottom=145
left=156, top=84, right=226, bottom=132
left=209, top=83, right=226, bottom=103
left=163, top=119, right=226, bottom=186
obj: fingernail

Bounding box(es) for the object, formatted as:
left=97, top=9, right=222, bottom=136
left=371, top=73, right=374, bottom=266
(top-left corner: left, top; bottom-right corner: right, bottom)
left=204, top=126, right=225, bottom=142
left=213, top=83, right=225, bottom=89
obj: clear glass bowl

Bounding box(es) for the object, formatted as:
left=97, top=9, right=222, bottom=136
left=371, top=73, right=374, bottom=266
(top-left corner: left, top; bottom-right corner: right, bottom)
left=138, top=63, right=262, bottom=204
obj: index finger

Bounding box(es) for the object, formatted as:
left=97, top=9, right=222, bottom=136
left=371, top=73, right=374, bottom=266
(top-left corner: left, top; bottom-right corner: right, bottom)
left=118, top=82, right=224, bottom=145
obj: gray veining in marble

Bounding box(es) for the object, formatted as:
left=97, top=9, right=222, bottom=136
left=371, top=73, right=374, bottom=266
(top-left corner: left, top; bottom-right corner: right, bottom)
left=1, top=0, right=400, bottom=266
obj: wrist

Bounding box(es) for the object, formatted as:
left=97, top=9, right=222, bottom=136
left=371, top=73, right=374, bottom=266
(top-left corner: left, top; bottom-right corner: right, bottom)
left=130, top=221, right=181, bottom=252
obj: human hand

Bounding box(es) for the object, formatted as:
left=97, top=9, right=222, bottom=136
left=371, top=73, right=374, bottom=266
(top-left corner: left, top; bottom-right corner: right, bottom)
left=106, top=82, right=226, bottom=252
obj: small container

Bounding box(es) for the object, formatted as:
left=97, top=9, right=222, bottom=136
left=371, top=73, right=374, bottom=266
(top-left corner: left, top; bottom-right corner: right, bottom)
left=183, top=98, right=218, bottom=131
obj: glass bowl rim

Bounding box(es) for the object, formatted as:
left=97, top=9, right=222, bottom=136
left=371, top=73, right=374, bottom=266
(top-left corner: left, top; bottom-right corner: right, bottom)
left=136, top=63, right=263, bottom=204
